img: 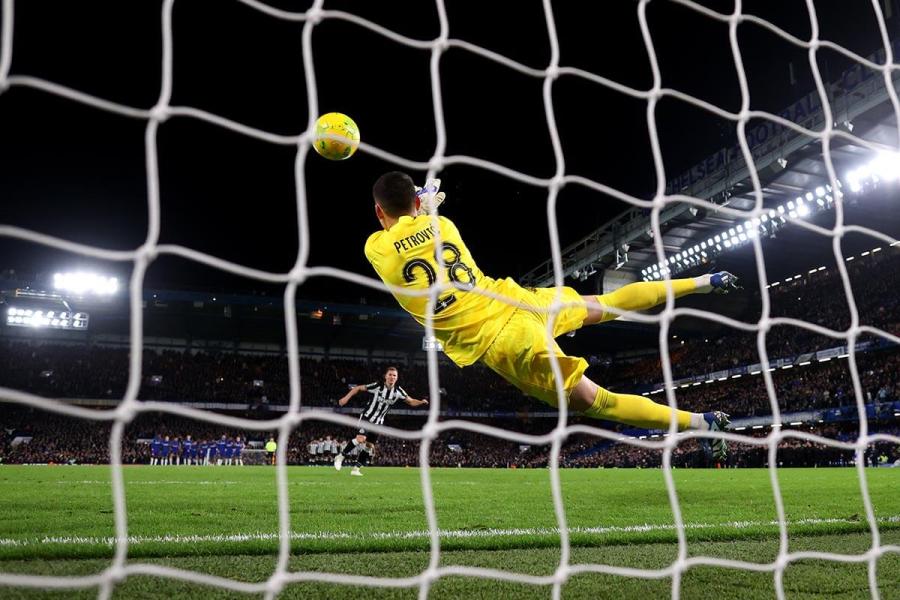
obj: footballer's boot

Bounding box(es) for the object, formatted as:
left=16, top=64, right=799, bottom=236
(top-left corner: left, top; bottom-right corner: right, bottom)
left=702, top=411, right=731, bottom=462
left=710, top=272, right=741, bottom=294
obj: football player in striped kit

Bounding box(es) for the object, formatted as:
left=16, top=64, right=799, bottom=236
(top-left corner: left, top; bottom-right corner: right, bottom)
left=334, top=366, right=428, bottom=476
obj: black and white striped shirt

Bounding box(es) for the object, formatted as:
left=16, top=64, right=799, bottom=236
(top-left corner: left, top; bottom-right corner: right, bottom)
left=360, top=382, right=408, bottom=425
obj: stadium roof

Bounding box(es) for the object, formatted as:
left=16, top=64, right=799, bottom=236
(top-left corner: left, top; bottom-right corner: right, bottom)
left=519, top=39, right=900, bottom=288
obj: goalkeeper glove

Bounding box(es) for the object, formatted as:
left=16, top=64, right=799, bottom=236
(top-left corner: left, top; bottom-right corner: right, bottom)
left=415, top=178, right=446, bottom=216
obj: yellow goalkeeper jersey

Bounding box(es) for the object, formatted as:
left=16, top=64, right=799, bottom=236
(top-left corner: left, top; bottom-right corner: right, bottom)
left=365, top=215, right=522, bottom=366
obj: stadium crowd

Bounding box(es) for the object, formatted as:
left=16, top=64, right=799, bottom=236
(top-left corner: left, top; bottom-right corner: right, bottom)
left=2, top=340, right=895, bottom=419
left=588, top=250, right=900, bottom=385
left=2, top=253, right=898, bottom=413
left=1, top=252, right=897, bottom=468
left=1, top=403, right=897, bottom=469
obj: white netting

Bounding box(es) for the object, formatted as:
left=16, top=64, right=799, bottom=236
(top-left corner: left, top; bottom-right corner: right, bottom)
left=1, top=0, right=900, bottom=598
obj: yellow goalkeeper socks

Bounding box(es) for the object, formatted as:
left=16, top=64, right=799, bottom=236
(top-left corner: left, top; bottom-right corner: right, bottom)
left=595, top=278, right=700, bottom=323
left=583, top=386, right=703, bottom=431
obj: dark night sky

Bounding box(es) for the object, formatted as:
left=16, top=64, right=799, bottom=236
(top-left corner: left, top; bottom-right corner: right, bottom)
left=0, top=0, right=895, bottom=305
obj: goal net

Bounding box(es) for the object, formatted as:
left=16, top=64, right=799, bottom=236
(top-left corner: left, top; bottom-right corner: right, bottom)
left=0, top=0, right=899, bottom=599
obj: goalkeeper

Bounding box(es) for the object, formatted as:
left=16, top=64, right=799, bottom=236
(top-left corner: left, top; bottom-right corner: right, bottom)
left=364, top=172, right=737, bottom=459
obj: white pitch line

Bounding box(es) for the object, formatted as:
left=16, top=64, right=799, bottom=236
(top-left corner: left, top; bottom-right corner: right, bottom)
left=0, top=516, right=896, bottom=548
left=42, top=480, right=478, bottom=487
left=53, top=480, right=241, bottom=486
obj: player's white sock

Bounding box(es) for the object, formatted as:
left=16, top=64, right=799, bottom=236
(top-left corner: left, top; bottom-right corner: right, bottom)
left=689, top=413, right=710, bottom=430
left=693, top=274, right=714, bottom=294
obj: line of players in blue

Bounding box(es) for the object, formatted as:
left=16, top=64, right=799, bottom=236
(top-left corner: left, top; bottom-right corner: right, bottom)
left=149, top=434, right=245, bottom=466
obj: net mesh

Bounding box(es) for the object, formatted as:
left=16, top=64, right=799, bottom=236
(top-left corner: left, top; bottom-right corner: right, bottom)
left=1, top=0, right=899, bottom=598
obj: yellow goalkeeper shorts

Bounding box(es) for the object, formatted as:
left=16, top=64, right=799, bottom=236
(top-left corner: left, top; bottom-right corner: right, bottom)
left=480, top=285, right=588, bottom=407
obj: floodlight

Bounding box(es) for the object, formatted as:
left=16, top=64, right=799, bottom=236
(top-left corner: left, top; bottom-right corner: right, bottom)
left=5, top=305, right=89, bottom=330
left=53, top=272, right=119, bottom=296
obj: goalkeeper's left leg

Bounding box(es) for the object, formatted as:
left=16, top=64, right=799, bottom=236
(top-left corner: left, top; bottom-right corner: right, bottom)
left=568, top=377, right=730, bottom=460
left=569, top=376, right=703, bottom=430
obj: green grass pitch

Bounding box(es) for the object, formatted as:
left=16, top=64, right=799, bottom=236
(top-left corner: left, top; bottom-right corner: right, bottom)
left=0, top=465, right=897, bottom=599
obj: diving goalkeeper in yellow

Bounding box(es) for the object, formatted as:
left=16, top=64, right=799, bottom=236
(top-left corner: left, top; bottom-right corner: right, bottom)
left=364, top=172, right=737, bottom=459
